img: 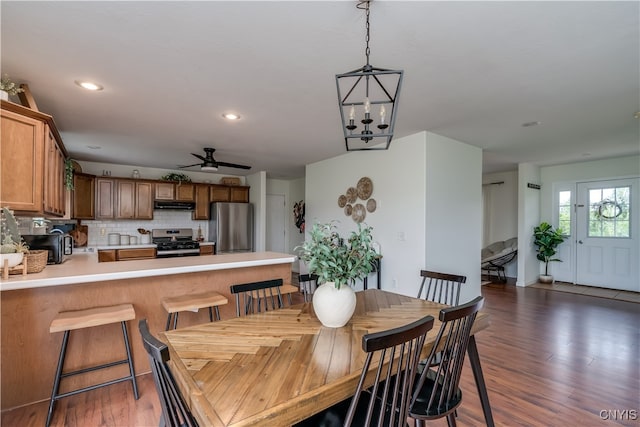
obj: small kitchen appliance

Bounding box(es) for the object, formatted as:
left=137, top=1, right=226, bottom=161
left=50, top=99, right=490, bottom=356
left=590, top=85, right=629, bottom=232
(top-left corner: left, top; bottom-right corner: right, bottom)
left=22, top=234, right=72, bottom=264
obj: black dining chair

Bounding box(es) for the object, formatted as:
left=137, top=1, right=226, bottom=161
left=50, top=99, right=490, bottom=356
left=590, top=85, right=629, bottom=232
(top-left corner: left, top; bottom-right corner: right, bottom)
left=294, top=314, right=435, bottom=427
left=298, top=273, right=319, bottom=302
left=230, top=278, right=286, bottom=316
left=409, top=296, right=484, bottom=427
left=417, top=270, right=466, bottom=306
left=138, top=319, right=198, bottom=427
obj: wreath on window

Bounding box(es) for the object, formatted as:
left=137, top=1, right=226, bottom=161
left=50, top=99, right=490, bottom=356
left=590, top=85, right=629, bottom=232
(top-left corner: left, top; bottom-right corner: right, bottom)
left=594, top=199, right=623, bottom=220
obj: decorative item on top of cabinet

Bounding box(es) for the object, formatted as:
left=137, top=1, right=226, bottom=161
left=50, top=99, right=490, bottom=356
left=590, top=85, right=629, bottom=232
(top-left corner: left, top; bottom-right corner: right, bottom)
left=0, top=101, right=68, bottom=217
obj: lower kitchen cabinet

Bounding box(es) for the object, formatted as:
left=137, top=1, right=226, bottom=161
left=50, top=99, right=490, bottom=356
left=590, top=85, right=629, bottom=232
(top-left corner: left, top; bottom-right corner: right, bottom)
left=98, top=247, right=157, bottom=262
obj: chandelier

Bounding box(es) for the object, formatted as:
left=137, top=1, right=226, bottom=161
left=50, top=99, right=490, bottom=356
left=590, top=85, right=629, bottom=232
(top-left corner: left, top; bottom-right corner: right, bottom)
left=336, top=0, right=404, bottom=151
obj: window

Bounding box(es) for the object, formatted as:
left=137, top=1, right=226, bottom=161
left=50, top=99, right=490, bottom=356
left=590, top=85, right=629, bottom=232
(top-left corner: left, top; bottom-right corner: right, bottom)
left=558, top=190, right=572, bottom=235
left=588, top=186, right=630, bottom=238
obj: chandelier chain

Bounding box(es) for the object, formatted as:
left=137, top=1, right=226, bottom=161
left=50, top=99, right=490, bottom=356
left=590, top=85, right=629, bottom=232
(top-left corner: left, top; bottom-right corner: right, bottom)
left=365, top=1, right=371, bottom=65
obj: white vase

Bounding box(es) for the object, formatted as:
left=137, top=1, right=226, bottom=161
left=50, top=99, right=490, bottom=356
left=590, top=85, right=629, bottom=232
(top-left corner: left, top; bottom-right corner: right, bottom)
left=0, top=90, right=8, bottom=101
left=312, top=282, right=357, bottom=328
left=0, top=252, right=24, bottom=268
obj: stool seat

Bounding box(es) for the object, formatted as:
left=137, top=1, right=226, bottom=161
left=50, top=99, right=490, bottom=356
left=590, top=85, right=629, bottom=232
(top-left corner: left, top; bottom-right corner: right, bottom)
left=161, top=290, right=228, bottom=330
left=161, top=292, right=228, bottom=313
left=50, top=304, right=136, bottom=333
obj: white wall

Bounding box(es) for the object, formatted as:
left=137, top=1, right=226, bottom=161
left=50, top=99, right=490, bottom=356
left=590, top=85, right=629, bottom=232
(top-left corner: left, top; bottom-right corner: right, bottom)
left=518, top=163, right=541, bottom=286
left=305, top=131, right=482, bottom=303
left=247, top=172, right=266, bottom=252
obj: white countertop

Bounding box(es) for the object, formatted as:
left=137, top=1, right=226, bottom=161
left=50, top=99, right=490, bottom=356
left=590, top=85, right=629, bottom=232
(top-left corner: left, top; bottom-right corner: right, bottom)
left=1, top=251, right=295, bottom=291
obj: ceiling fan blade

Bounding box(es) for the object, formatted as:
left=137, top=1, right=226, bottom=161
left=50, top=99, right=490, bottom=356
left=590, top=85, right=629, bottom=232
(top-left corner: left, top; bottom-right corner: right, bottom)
left=191, top=153, right=207, bottom=162
left=216, top=161, right=252, bottom=170
left=178, top=163, right=202, bottom=168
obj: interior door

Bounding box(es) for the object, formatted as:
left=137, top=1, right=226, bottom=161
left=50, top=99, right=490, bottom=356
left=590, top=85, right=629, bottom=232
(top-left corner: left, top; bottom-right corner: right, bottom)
left=576, top=178, right=639, bottom=291
left=266, top=194, right=285, bottom=253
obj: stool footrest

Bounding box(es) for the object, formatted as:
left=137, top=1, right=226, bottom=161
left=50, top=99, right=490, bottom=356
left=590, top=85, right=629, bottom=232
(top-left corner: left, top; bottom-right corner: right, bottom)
left=52, top=375, right=136, bottom=400
left=60, top=358, right=130, bottom=379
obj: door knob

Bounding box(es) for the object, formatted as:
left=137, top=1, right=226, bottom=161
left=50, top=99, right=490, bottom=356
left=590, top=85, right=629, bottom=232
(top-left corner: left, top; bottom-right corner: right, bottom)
left=578, top=240, right=583, bottom=244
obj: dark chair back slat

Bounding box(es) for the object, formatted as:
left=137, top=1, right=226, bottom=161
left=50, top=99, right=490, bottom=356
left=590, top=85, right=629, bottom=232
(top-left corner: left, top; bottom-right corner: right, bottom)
left=409, top=296, right=484, bottom=423
left=298, top=273, right=318, bottom=302
left=417, top=270, right=466, bottom=306
left=230, top=278, right=284, bottom=316
left=138, top=319, right=198, bottom=427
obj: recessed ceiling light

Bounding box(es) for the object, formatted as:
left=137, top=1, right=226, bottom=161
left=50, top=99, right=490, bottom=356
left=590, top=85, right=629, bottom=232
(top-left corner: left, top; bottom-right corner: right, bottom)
left=75, top=80, right=104, bottom=91
left=521, top=121, right=541, bottom=127
left=86, top=145, right=101, bottom=149
left=222, top=113, right=241, bottom=120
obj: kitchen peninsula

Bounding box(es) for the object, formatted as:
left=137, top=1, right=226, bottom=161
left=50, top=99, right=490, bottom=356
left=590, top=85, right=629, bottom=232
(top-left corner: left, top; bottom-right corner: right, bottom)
left=1, top=251, right=296, bottom=410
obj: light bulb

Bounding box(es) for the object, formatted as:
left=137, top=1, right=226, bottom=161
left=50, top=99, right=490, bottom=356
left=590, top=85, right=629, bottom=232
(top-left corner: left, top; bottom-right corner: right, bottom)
left=379, top=105, right=386, bottom=124
left=364, top=97, right=371, bottom=114
left=349, top=105, right=355, bottom=121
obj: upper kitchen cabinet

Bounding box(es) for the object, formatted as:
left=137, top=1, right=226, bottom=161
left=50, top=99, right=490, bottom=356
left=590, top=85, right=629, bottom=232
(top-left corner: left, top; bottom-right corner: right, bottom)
left=155, top=182, right=174, bottom=200
left=95, top=177, right=115, bottom=219
left=0, top=101, right=68, bottom=217
left=175, top=183, right=195, bottom=201
left=210, top=184, right=230, bottom=202
left=97, top=178, right=154, bottom=220
left=193, top=184, right=210, bottom=220
left=73, top=173, right=95, bottom=219
left=210, top=184, right=249, bottom=203
left=230, top=186, right=250, bottom=203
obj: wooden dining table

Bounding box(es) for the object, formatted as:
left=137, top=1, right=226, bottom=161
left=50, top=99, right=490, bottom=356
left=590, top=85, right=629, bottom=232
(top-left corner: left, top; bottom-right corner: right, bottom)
left=162, top=289, right=494, bottom=427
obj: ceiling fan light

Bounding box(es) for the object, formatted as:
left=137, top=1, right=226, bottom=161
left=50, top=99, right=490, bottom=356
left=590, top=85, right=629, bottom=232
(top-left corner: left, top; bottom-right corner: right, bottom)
left=201, top=165, right=218, bottom=172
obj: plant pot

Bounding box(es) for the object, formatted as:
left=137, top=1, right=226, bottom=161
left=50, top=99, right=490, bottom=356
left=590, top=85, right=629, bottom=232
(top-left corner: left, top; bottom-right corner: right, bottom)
left=0, top=90, right=8, bottom=102
left=0, top=252, right=24, bottom=268
left=312, top=282, right=356, bottom=328
left=539, top=274, right=554, bottom=284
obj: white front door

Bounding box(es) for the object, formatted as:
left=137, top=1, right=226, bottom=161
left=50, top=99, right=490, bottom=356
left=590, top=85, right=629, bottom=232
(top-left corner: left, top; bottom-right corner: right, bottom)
left=576, top=178, right=639, bottom=291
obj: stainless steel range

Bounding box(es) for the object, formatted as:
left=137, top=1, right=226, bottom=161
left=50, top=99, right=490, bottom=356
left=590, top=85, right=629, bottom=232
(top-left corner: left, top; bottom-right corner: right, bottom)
left=152, top=228, right=200, bottom=258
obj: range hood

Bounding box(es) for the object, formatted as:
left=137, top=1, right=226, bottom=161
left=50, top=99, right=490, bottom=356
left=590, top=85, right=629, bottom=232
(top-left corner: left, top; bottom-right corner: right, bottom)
left=153, top=201, right=196, bottom=210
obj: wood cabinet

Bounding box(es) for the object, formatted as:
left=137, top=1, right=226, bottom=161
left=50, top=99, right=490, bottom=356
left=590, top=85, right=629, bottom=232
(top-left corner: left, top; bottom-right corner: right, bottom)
left=98, top=247, right=156, bottom=262
left=193, top=184, right=210, bottom=220
left=155, top=182, right=174, bottom=200
left=0, top=102, right=68, bottom=217
left=72, top=173, right=95, bottom=219
left=210, top=185, right=230, bottom=202
left=175, top=183, right=195, bottom=201
left=96, top=178, right=153, bottom=220
left=95, top=178, right=115, bottom=219
left=230, top=186, right=250, bottom=203
left=199, top=245, right=214, bottom=255
left=43, top=125, right=66, bottom=216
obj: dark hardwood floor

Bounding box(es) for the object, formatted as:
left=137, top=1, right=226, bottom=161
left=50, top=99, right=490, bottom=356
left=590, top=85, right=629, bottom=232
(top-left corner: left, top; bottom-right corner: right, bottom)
left=2, top=284, right=638, bottom=426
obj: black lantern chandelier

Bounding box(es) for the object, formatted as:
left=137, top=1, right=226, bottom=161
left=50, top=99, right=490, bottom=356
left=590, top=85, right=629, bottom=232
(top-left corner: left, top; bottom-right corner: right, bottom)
left=336, top=0, right=404, bottom=151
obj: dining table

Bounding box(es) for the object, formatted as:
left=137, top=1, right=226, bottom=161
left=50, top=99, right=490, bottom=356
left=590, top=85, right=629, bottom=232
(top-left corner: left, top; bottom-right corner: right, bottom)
left=161, top=288, right=495, bottom=427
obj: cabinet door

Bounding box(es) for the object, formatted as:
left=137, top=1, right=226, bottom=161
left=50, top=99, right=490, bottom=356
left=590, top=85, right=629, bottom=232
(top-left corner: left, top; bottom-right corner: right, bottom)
left=193, top=184, right=210, bottom=220
left=155, top=182, right=175, bottom=200
left=0, top=109, right=44, bottom=212
left=176, top=183, right=195, bottom=201
left=116, top=180, right=136, bottom=219
left=43, top=125, right=65, bottom=216
left=230, top=186, right=250, bottom=203
left=73, top=173, right=95, bottom=219
left=210, top=185, right=230, bottom=202
left=95, top=178, right=115, bottom=219
left=135, top=181, right=154, bottom=219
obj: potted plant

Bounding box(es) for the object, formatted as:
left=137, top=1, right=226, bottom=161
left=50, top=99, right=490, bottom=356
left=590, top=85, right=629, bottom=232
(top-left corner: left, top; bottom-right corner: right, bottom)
left=296, top=221, right=378, bottom=327
left=1, top=207, right=29, bottom=268
left=533, top=221, right=567, bottom=283
left=0, top=74, right=24, bottom=101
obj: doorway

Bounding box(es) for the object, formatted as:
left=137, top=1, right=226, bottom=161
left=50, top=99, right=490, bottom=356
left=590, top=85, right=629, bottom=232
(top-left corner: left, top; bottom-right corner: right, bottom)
left=574, top=178, right=639, bottom=291
left=266, top=194, right=286, bottom=253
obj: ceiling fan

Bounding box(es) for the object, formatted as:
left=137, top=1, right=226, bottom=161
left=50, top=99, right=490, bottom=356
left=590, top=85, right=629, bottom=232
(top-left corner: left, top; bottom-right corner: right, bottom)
left=179, top=147, right=251, bottom=172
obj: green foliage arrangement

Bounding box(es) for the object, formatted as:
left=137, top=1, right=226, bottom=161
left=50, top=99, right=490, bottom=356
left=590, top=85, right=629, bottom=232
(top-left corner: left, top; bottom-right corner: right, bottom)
left=296, top=221, right=378, bottom=289
left=65, top=159, right=75, bottom=190
left=533, top=222, right=566, bottom=275
left=0, top=74, right=24, bottom=96
left=1, top=207, right=28, bottom=254
left=160, top=172, right=192, bottom=182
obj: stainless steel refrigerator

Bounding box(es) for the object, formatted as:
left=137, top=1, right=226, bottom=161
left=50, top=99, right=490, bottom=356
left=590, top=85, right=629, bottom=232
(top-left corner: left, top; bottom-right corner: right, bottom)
left=208, top=202, right=254, bottom=253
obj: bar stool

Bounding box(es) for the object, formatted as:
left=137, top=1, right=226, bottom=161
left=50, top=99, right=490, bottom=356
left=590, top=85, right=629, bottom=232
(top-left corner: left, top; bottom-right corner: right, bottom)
left=161, top=291, right=228, bottom=330
left=47, top=304, right=138, bottom=427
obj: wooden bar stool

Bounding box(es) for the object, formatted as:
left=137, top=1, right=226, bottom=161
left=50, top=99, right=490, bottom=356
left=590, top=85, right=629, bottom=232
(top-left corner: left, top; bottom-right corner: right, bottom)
left=161, top=291, right=228, bottom=330
left=47, top=304, right=138, bottom=427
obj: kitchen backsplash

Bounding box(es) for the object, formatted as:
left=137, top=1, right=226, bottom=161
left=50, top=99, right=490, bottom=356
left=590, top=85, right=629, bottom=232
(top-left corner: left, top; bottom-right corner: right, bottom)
left=18, top=210, right=209, bottom=246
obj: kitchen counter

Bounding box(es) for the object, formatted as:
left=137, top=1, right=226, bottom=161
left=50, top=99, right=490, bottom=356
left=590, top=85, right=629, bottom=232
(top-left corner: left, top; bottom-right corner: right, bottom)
left=1, top=251, right=295, bottom=410
left=1, top=251, right=295, bottom=291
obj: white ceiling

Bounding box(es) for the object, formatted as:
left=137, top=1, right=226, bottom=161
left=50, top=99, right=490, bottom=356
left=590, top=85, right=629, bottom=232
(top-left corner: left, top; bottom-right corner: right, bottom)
left=2, top=1, right=638, bottom=179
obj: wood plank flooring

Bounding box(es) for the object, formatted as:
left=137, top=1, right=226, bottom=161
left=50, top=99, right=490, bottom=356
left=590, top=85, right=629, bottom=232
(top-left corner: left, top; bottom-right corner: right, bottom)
left=2, top=284, right=638, bottom=426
